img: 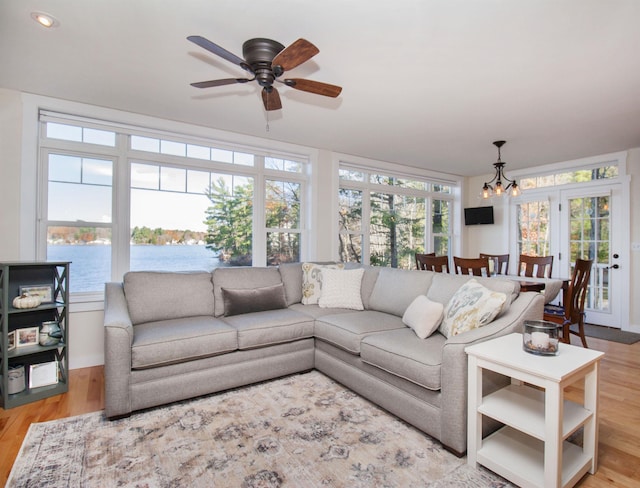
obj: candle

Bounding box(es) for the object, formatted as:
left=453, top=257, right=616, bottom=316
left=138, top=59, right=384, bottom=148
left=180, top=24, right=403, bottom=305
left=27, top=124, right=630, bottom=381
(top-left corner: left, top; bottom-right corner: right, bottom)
left=531, top=331, right=550, bottom=349
left=488, top=259, right=494, bottom=275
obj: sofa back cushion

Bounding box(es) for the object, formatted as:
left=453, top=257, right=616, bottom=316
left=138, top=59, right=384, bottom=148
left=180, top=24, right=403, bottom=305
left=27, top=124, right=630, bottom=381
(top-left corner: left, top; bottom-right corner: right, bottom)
left=427, top=273, right=519, bottom=312
left=368, top=268, right=434, bottom=317
left=123, top=271, right=214, bottom=325
left=212, top=267, right=283, bottom=317
left=344, top=263, right=380, bottom=310
left=279, top=262, right=304, bottom=305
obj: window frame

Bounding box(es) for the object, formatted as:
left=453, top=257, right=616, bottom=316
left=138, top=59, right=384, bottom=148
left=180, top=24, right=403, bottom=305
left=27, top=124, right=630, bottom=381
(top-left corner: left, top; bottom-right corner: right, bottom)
left=36, top=111, right=311, bottom=302
left=337, top=161, right=459, bottom=267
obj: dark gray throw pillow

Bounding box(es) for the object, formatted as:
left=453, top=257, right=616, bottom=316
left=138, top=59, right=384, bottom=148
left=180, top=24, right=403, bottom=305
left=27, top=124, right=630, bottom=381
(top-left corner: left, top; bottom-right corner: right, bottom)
left=222, top=283, right=287, bottom=316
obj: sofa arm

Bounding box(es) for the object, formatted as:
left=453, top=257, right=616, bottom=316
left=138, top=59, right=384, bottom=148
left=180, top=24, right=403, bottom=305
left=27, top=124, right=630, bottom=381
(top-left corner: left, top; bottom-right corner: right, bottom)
left=439, top=291, right=544, bottom=453
left=103, top=282, right=134, bottom=418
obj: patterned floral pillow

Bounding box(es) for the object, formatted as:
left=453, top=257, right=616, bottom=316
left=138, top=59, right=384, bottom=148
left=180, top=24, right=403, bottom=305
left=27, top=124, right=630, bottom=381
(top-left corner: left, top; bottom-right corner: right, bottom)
left=301, top=262, right=345, bottom=305
left=438, top=279, right=507, bottom=338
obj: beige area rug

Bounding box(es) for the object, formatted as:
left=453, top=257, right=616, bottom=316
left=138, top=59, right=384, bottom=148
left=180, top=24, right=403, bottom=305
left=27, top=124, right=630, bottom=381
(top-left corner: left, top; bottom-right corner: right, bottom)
left=8, top=371, right=512, bottom=487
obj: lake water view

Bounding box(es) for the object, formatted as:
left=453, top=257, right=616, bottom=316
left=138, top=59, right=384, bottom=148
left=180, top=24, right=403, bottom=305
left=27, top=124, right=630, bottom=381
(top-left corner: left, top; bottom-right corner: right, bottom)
left=48, top=245, right=221, bottom=293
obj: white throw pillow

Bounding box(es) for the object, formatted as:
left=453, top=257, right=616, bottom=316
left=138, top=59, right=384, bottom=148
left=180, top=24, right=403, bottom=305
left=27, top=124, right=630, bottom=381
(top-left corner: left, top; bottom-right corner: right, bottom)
left=318, top=268, right=365, bottom=310
left=301, top=262, right=344, bottom=305
left=438, top=279, right=507, bottom=338
left=402, top=295, right=444, bottom=339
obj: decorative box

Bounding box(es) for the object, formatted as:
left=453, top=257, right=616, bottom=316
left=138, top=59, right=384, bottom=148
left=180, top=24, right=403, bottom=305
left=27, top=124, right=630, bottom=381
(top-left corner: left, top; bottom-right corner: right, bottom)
left=8, top=364, right=26, bottom=394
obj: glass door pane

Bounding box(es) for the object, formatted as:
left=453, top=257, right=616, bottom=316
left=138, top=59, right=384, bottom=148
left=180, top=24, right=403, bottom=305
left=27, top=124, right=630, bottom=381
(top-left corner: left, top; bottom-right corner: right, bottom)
left=561, top=187, right=622, bottom=327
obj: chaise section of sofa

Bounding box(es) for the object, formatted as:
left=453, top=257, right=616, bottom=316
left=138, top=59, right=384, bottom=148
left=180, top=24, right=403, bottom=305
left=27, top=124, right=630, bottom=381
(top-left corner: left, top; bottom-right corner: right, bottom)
left=103, top=263, right=544, bottom=454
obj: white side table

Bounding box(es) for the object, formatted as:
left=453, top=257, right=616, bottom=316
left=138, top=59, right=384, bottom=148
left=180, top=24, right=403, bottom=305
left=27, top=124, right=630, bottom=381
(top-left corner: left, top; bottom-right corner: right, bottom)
left=466, top=333, right=604, bottom=488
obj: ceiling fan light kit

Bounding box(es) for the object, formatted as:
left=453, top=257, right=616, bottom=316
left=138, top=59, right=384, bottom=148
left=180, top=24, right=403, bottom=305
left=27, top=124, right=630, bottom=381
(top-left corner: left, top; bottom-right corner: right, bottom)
left=482, top=140, right=521, bottom=199
left=187, top=36, right=342, bottom=111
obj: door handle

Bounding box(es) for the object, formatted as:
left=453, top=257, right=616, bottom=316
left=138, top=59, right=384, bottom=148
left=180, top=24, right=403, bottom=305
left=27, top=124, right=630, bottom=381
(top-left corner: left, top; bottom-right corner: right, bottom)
left=608, top=264, right=620, bottom=269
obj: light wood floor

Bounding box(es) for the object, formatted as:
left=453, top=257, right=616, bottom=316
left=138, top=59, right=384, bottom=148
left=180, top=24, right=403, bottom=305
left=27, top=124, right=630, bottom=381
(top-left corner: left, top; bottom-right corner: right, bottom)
left=1, top=336, right=639, bottom=487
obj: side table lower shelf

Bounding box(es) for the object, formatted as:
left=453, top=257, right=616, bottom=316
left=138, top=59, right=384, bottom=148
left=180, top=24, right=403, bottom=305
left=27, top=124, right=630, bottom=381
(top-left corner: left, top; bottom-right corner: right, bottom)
left=478, top=427, right=592, bottom=488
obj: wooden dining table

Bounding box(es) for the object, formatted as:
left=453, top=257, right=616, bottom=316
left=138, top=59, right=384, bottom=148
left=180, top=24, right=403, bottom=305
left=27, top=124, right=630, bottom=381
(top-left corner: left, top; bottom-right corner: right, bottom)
left=505, top=275, right=570, bottom=305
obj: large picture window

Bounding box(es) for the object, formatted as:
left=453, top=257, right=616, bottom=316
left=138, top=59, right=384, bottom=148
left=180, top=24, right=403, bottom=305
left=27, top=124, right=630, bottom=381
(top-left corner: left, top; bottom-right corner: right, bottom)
left=38, top=112, right=309, bottom=295
left=338, top=164, right=455, bottom=269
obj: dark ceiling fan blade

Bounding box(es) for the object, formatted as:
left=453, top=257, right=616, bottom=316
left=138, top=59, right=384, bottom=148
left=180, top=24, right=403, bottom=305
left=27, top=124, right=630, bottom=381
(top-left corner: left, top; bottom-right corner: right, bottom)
left=284, top=78, right=342, bottom=98
left=272, top=38, right=319, bottom=72
left=187, top=35, right=251, bottom=72
left=262, top=87, right=282, bottom=111
left=191, top=78, right=252, bottom=88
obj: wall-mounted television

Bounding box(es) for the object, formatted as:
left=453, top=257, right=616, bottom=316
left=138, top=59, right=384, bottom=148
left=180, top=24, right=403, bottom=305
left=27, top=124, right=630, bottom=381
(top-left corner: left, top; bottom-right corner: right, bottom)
left=464, top=206, right=494, bottom=225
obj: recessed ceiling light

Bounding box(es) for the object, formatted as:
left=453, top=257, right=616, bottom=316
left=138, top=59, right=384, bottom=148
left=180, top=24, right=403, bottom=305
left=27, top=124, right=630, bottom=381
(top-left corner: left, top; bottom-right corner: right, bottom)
left=31, top=12, right=60, bottom=28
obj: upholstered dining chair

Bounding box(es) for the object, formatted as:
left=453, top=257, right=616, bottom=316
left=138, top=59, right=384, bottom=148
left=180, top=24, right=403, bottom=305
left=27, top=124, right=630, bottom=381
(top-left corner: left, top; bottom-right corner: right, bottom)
left=416, top=254, right=450, bottom=273
left=415, top=252, right=435, bottom=269
left=453, top=256, right=490, bottom=277
left=543, top=258, right=593, bottom=348
left=518, top=254, right=554, bottom=278
left=479, top=253, right=509, bottom=275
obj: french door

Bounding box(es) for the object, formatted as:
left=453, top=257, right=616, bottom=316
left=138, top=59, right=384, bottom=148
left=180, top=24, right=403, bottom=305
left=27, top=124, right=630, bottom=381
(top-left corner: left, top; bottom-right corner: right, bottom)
left=513, top=182, right=627, bottom=329
left=559, top=186, right=625, bottom=328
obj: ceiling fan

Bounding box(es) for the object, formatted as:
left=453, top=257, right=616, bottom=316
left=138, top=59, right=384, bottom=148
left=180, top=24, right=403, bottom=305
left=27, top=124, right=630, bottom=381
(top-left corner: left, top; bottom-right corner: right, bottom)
left=187, top=36, right=342, bottom=111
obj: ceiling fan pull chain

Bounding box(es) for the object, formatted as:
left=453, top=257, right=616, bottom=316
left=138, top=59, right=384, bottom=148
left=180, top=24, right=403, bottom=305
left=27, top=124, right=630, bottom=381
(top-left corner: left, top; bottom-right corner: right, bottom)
left=265, top=97, right=270, bottom=132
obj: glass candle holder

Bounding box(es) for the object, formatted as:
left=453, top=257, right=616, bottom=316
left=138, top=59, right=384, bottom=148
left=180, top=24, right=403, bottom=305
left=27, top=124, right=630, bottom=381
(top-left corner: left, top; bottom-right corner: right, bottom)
left=523, top=320, right=560, bottom=356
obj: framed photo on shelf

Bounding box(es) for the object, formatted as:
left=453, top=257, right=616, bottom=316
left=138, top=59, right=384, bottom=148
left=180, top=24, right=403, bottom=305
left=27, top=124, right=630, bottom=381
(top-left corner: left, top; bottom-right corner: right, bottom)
left=29, top=361, right=59, bottom=389
left=8, top=330, right=17, bottom=351
left=16, top=327, right=39, bottom=348
left=19, top=284, right=54, bottom=303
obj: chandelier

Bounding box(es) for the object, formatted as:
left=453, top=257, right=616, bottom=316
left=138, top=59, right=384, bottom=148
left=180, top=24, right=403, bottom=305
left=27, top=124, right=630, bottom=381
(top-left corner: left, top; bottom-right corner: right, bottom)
left=481, top=140, right=520, bottom=199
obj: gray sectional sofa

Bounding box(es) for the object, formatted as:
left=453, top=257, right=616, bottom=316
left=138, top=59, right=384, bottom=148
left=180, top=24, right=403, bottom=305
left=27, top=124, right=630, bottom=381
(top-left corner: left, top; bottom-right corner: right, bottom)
left=103, top=263, right=543, bottom=455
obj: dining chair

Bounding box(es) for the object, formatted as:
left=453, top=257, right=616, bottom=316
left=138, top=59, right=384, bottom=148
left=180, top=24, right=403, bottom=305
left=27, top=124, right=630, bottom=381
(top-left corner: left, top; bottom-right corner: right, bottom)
left=479, top=253, right=509, bottom=275
left=518, top=254, right=554, bottom=278
left=416, top=254, right=450, bottom=273
left=414, top=252, right=436, bottom=270
left=453, top=256, right=490, bottom=277
left=543, top=258, right=593, bottom=348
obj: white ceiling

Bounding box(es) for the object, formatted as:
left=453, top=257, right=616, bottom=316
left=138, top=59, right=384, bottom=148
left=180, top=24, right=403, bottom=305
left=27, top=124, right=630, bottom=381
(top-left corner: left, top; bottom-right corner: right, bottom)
left=2, top=0, right=640, bottom=177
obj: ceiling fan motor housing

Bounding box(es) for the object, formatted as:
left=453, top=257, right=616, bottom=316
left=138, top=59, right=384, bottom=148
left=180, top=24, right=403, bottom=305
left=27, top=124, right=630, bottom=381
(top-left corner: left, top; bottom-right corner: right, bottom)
left=242, top=38, right=285, bottom=87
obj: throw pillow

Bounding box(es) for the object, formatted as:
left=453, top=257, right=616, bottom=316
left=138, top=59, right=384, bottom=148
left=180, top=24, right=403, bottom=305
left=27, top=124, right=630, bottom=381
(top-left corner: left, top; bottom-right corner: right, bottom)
left=402, top=295, right=444, bottom=339
left=301, top=262, right=344, bottom=305
left=438, top=279, right=507, bottom=338
left=222, top=283, right=287, bottom=316
left=318, top=267, right=365, bottom=310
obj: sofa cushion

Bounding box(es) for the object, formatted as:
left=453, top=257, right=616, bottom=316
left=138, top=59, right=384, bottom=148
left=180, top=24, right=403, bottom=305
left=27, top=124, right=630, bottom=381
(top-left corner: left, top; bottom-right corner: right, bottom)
left=368, top=268, right=434, bottom=316
left=123, top=271, right=214, bottom=325
left=301, top=262, right=345, bottom=304
left=438, top=279, right=507, bottom=338
left=222, top=283, right=287, bottom=316
left=132, top=316, right=237, bottom=369
left=402, top=295, right=444, bottom=339
left=212, top=267, right=282, bottom=317
left=221, top=308, right=314, bottom=349
left=427, top=273, right=519, bottom=312
left=318, top=268, right=365, bottom=310
left=314, top=310, right=405, bottom=354
left=288, top=303, right=360, bottom=319
left=278, top=262, right=304, bottom=305
left=344, top=263, right=381, bottom=310
left=360, top=328, right=446, bottom=390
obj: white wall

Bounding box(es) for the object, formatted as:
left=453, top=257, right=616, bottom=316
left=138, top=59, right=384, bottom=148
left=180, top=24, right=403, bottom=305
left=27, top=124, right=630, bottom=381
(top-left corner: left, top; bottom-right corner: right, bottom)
left=0, top=89, right=22, bottom=259
left=464, top=151, right=640, bottom=331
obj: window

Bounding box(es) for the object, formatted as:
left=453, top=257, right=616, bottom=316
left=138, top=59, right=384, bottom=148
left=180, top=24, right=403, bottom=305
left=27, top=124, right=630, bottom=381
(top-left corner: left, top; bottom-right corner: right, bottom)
left=46, top=151, right=114, bottom=293
left=338, top=164, right=456, bottom=268
left=516, top=199, right=550, bottom=257
left=519, top=165, right=618, bottom=190
left=39, top=112, right=309, bottom=296
left=265, top=179, right=301, bottom=265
